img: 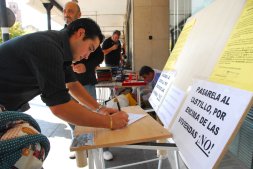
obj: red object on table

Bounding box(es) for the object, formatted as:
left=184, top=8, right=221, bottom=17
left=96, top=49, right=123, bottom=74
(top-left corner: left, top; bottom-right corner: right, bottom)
left=122, top=80, right=147, bottom=86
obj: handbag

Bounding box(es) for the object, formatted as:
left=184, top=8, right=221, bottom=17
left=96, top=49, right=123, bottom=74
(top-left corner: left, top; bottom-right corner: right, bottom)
left=0, top=111, right=50, bottom=169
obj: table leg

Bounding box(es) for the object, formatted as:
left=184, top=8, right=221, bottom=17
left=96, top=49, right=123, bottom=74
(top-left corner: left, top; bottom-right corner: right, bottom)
left=88, top=150, right=94, bottom=169
left=174, top=150, right=180, bottom=169
left=99, top=148, right=106, bottom=169
left=157, top=155, right=163, bottom=169
left=92, top=149, right=105, bottom=169
left=137, top=87, right=141, bottom=106
left=75, top=150, right=87, bottom=168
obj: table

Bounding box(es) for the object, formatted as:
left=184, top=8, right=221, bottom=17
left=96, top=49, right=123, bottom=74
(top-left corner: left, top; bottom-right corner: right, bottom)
left=70, top=106, right=175, bottom=169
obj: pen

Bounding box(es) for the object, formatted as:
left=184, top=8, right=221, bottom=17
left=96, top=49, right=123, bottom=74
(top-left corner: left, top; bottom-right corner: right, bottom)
left=114, top=98, right=121, bottom=111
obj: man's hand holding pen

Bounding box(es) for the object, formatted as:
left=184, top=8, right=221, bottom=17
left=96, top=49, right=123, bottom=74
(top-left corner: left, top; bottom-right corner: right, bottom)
left=109, top=111, right=129, bottom=129
left=96, top=104, right=129, bottom=129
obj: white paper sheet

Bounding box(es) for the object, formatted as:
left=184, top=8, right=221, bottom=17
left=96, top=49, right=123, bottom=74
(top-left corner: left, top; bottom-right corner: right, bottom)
left=127, top=113, right=147, bottom=125
left=149, top=70, right=176, bottom=111
left=171, top=80, right=253, bottom=169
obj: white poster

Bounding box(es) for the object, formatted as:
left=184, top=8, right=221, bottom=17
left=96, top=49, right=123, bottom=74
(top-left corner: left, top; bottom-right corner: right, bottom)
left=149, top=70, right=176, bottom=111
left=171, top=80, right=253, bottom=169
left=157, top=85, right=185, bottom=129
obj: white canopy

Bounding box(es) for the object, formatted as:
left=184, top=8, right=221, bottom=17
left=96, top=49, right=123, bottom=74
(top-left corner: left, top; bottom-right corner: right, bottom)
left=26, top=0, right=128, bottom=37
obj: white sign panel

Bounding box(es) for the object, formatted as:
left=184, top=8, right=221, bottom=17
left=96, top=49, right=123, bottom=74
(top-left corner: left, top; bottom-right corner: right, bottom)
left=149, top=70, right=176, bottom=111
left=157, top=85, right=185, bottom=128
left=171, top=80, right=253, bottom=169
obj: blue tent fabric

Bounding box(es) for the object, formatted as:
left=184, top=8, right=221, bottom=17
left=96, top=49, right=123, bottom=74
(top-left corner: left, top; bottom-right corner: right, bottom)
left=0, top=111, right=50, bottom=168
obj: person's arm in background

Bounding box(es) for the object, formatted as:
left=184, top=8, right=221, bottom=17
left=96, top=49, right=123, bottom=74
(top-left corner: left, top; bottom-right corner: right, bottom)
left=102, top=44, right=118, bottom=55
left=72, top=62, right=86, bottom=73
left=102, top=38, right=118, bottom=55
left=118, top=43, right=123, bottom=66
left=84, top=46, right=104, bottom=71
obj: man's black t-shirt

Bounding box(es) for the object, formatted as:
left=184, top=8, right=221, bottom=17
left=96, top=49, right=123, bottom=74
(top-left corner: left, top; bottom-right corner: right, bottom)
left=102, top=37, right=121, bottom=66
left=74, top=46, right=104, bottom=85
left=0, top=30, right=76, bottom=111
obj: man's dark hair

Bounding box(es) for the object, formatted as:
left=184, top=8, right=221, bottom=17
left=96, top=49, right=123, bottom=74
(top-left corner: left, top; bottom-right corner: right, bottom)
left=113, top=30, right=121, bottom=36
left=66, top=18, right=104, bottom=42
left=98, top=33, right=105, bottom=44
left=139, top=66, right=154, bottom=77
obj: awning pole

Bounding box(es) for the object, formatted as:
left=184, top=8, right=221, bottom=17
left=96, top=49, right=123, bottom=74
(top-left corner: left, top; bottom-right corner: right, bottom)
left=43, top=3, right=53, bottom=30
left=0, top=0, right=10, bottom=41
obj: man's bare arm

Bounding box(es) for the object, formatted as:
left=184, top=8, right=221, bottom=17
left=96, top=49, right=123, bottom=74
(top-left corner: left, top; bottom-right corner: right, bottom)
left=49, top=100, right=128, bottom=129
left=66, top=81, right=99, bottom=110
